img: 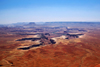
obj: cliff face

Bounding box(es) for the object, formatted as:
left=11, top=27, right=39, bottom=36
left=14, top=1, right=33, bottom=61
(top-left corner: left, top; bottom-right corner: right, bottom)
left=1, top=33, right=100, bottom=67
left=0, top=22, right=100, bottom=67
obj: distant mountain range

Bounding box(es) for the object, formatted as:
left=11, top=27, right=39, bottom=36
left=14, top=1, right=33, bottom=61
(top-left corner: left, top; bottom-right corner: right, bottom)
left=0, top=22, right=100, bottom=28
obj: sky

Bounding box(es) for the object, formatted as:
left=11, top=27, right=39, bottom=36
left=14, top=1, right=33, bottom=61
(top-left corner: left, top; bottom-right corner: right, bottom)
left=0, top=0, right=100, bottom=24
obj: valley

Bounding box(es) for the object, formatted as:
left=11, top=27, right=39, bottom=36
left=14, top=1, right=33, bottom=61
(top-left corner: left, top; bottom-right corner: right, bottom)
left=0, top=22, right=100, bottom=67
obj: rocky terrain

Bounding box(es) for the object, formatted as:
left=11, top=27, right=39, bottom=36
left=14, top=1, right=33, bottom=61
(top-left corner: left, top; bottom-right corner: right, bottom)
left=0, top=22, right=100, bottom=67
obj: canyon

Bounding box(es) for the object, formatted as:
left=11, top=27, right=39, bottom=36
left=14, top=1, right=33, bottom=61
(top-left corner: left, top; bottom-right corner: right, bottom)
left=0, top=22, right=100, bottom=67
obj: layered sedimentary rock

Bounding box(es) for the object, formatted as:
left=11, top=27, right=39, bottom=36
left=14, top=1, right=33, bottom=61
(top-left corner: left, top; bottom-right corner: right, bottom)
left=1, top=22, right=100, bottom=67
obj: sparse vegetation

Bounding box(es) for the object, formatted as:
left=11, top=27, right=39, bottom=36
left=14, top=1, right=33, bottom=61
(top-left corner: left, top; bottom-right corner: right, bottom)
left=0, top=22, right=100, bottom=67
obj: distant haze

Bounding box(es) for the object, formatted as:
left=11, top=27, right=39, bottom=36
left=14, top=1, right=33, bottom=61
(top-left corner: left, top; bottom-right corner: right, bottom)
left=0, top=0, right=100, bottom=24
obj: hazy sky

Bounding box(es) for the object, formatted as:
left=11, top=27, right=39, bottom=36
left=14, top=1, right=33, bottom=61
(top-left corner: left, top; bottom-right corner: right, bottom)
left=0, top=0, right=100, bottom=24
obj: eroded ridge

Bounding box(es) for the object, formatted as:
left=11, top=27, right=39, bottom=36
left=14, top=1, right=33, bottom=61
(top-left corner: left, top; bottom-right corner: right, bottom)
left=1, top=22, right=100, bottom=67
left=16, top=27, right=85, bottom=50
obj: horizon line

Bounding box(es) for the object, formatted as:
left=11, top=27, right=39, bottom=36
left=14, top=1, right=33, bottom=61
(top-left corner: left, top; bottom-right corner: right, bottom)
left=1, top=21, right=100, bottom=25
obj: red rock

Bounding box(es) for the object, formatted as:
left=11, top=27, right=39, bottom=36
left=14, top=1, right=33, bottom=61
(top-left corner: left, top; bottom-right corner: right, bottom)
left=95, top=64, right=100, bottom=67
